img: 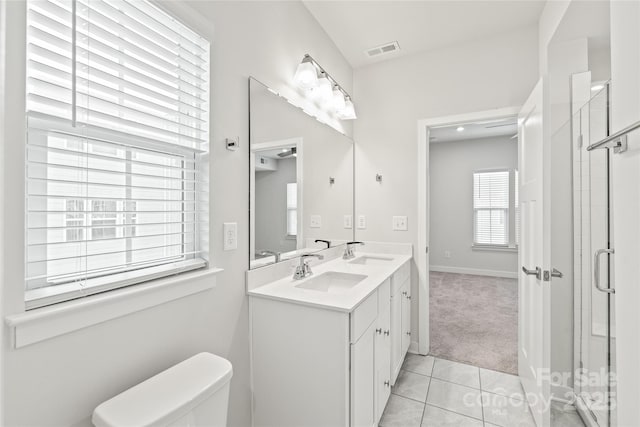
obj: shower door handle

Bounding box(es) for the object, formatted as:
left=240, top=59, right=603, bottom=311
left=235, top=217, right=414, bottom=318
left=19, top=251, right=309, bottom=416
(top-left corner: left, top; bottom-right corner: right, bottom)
left=594, top=249, right=615, bottom=294
left=522, top=266, right=541, bottom=280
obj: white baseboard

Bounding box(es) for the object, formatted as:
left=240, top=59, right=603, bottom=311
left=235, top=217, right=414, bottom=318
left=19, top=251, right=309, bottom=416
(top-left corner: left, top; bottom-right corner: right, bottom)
left=430, top=265, right=517, bottom=279
left=408, top=340, right=421, bottom=355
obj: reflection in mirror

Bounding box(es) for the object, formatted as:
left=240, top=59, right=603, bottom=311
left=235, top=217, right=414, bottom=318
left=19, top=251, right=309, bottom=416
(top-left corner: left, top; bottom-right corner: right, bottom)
left=249, top=77, right=354, bottom=269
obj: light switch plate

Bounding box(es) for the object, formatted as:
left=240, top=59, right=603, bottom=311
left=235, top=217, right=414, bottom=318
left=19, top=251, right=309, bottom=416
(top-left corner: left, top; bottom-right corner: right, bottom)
left=344, top=215, right=353, bottom=229
left=357, top=215, right=366, bottom=229
left=223, top=222, right=237, bottom=250
left=392, top=216, right=408, bottom=231
left=310, top=215, right=322, bottom=228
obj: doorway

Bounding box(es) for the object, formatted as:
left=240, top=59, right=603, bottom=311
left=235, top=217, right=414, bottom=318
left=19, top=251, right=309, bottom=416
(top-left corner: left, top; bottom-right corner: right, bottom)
left=427, top=118, right=519, bottom=373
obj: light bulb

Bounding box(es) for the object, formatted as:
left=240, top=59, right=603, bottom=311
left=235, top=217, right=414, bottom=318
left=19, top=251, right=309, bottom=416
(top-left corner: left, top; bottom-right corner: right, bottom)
left=293, top=58, right=318, bottom=89
left=311, top=72, right=332, bottom=103
left=331, top=86, right=346, bottom=111
left=456, top=126, right=465, bottom=132
left=338, top=97, right=357, bottom=120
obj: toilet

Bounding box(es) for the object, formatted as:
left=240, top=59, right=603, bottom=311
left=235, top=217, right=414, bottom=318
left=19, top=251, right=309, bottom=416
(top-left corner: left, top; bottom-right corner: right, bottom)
left=92, top=353, right=233, bottom=427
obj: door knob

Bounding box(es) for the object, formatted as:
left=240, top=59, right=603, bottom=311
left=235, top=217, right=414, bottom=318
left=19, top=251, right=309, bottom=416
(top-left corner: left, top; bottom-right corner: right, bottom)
left=522, top=266, right=541, bottom=280
left=384, top=380, right=390, bottom=387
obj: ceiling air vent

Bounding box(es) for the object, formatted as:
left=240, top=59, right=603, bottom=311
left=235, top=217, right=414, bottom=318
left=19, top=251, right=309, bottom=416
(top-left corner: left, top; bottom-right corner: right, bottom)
left=365, top=41, right=400, bottom=58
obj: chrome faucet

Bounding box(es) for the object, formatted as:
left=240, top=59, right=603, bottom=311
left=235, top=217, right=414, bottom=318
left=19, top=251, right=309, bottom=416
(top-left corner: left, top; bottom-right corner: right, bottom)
left=293, top=254, right=324, bottom=280
left=260, top=250, right=281, bottom=263
left=343, top=241, right=365, bottom=260
left=315, top=239, right=331, bottom=249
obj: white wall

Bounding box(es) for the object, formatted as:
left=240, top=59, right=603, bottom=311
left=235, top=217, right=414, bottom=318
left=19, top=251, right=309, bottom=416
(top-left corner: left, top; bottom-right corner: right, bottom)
left=353, top=26, right=539, bottom=346
left=0, top=1, right=353, bottom=426
left=429, top=136, right=518, bottom=277
left=610, top=1, right=640, bottom=424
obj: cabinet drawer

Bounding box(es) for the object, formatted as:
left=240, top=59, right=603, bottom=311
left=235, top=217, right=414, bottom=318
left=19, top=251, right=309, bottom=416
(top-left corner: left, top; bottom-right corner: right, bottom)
left=351, top=291, right=378, bottom=343
left=391, top=261, right=410, bottom=295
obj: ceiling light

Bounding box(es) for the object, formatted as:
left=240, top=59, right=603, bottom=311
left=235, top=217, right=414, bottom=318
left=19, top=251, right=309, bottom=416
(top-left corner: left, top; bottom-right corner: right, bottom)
left=338, top=97, right=357, bottom=120
left=456, top=126, right=465, bottom=132
left=331, top=86, right=346, bottom=111
left=293, top=55, right=318, bottom=89
left=591, top=84, right=604, bottom=92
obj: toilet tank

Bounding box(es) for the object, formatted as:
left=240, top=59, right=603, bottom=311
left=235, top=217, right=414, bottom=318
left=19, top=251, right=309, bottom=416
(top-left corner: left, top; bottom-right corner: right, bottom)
left=92, top=353, right=233, bottom=427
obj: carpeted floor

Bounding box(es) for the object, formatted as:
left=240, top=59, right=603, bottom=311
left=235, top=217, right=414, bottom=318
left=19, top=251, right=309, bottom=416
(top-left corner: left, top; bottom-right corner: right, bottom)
left=429, top=271, right=518, bottom=375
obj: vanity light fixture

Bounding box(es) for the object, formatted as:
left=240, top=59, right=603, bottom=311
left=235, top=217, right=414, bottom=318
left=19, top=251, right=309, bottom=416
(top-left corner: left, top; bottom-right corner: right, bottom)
left=293, top=54, right=357, bottom=120
left=294, top=55, right=319, bottom=89
left=313, top=72, right=333, bottom=102
left=456, top=126, right=465, bottom=132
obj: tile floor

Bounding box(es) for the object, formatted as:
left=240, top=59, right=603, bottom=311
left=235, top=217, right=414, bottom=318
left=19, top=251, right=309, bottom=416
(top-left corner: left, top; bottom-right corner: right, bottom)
left=380, top=354, right=585, bottom=427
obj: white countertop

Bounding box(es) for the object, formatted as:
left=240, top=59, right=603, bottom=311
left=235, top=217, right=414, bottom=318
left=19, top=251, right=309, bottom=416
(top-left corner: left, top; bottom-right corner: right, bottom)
left=248, top=252, right=412, bottom=313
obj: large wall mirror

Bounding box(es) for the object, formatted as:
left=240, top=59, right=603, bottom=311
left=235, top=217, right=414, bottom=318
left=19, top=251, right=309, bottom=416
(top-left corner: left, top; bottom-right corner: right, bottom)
left=249, top=77, right=354, bottom=269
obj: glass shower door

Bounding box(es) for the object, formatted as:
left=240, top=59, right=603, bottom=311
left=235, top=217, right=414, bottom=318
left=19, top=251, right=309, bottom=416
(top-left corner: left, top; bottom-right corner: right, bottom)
left=573, top=84, right=616, bottom=427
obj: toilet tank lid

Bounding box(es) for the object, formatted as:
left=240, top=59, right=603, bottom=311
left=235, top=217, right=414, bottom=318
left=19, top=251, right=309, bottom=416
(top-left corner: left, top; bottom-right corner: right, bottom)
left=92, top=352, right=233, bottom=427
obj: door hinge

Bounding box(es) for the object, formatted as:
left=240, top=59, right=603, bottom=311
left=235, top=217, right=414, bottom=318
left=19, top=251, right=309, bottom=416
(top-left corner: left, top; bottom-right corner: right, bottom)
left=426, top=246, right=429, bottom=253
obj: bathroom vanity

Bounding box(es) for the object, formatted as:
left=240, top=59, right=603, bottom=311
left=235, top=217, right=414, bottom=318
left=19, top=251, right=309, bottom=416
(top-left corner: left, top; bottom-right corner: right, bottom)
left=248, top=249, right=412, bottom=427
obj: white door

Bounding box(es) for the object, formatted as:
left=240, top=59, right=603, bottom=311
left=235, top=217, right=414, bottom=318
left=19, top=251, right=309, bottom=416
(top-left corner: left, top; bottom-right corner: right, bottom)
left=518, top=79, right=550, bottom=427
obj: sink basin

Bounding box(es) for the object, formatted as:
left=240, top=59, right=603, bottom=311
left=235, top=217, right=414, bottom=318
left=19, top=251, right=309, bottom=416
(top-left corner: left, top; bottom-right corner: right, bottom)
left=295, top=271, right=367, bottom=293
left=349, top=255, right=394, bottom=265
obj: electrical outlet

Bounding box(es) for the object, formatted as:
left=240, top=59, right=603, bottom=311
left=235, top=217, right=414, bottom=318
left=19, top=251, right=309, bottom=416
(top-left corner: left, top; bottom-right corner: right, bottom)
left=310, top=215, right=322, bottom=228
left=357, top=215, right=366, bottom=229
left=392, top=216, right=408, bottom=231
left=444, top=250, right=451, bottom=259
left=344, top=215, right=353, bottom=229
left=223, top=222, right=237, bottom=251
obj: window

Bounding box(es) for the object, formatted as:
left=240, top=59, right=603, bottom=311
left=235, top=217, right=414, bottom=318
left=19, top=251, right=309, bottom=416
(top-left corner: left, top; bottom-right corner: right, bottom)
left=286, top=183, right=298, bottom=237
left=25, top=0, right=210, bottom=308
left=473, top=170, right=510, bottom=246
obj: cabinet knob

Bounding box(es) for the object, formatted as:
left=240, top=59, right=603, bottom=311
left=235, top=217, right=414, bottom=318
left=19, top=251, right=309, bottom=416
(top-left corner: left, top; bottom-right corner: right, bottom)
left=376, top=328, right=382, bottom=334
left=402, top=291, right=407, bottom=296
left=384, top=380, right=390, bottom=387
left=384, top=330, right=390, bottom=336
left=406, top=295, right=412, bottom=300
left=406, top=331, right=411, bottom=336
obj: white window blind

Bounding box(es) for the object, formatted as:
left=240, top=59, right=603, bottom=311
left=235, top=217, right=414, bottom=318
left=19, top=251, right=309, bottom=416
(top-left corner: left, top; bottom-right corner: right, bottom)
left=473, top=170, right=509, bottom=246
left=25, top=0, right=210, bottom=308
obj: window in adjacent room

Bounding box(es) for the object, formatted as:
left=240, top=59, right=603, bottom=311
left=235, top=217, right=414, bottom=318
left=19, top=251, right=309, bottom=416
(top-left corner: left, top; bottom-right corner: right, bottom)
left=473, top=170, right=510, bottom=246
left=25, top=0, right=210, bottom=308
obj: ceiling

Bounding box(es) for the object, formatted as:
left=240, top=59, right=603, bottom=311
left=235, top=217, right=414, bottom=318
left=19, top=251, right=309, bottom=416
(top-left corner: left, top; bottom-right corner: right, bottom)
left=429, top=117, right=517, bottom=143
left=303, top=1, right=546, bottom=68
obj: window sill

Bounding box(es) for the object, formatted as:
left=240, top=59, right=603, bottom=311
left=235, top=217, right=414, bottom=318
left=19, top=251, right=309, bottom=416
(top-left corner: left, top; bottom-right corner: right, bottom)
left=5, top=267, right=223, bottom=349
left=471, top=245, right=518, bottom=253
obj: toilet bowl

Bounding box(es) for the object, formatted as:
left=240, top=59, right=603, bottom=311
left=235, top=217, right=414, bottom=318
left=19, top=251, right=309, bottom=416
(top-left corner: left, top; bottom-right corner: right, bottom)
left=92, top=353, right=233, bottom=427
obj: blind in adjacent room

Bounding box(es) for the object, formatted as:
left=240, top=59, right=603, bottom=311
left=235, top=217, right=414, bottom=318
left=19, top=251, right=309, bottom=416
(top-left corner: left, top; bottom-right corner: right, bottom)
left=473, top=170, right=510, bottom=246
left=25, top=0, right=210, bottom=308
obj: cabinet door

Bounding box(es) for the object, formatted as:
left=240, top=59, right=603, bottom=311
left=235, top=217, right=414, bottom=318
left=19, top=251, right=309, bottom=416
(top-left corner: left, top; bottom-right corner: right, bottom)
left=401, top=281, right=411, bottom=354
left=375, top=304, right=391, bottom=422
left=390, top=291, right=403, bottom=384
left=351, top=321, right=375, bottom=427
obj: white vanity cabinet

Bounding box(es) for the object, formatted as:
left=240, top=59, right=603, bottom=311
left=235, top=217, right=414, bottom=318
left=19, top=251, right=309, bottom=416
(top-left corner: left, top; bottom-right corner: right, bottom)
left=374, top=279, right=391, bottom=423
left=390, top=261, right=411, bottom=385
left=249, top=258, right=412, bottom=427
